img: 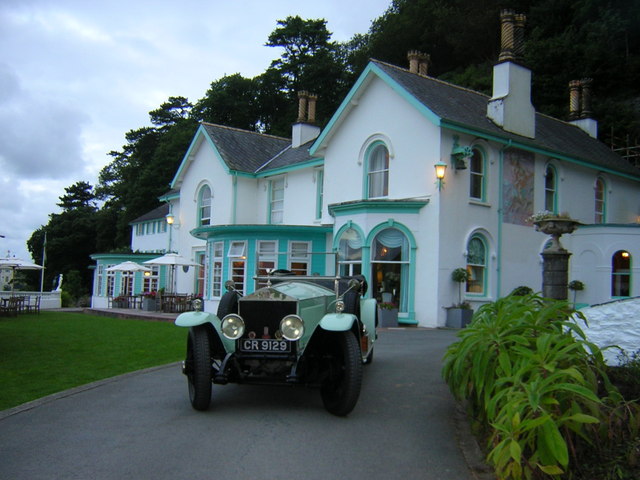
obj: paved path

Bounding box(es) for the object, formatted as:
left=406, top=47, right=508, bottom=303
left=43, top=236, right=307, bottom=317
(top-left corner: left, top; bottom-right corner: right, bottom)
left=0, top=328, right=485, bottom=480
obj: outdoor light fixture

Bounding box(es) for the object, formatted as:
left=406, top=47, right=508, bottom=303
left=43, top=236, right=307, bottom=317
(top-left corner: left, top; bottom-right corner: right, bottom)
left=450, top=135, right=472, bottom=170
left=165, top=213, right=175, bottom=225
left=144, top=270, right=151, bottom=277
left=434, top=161, right=447, bottom=191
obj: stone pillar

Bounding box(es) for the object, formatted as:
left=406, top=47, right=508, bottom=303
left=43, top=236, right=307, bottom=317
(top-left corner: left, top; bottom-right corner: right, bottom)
left=541, top=250, right=571, bottom=300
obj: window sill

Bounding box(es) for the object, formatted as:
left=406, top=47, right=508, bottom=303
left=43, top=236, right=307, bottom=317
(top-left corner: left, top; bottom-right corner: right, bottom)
left=468, top=199, right=491, bottom=208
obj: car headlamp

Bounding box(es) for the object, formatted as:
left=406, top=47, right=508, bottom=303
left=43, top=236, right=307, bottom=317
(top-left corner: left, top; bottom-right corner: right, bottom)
left=221, top=314, right=245, bottom=340
left=336, top=300, right=345, bottom=313
left=280, top=315, right=304, bottom=341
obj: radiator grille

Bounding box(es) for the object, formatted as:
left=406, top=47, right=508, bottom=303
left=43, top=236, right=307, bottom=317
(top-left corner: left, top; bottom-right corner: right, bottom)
left=238, top=300, right=297, bottom=339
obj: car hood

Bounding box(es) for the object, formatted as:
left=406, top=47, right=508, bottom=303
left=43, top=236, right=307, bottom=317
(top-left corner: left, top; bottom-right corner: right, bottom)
left=243, top=281, right=334, bottom=302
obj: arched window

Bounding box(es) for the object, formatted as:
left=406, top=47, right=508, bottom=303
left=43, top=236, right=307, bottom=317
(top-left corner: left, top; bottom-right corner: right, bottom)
left=469, top=148, right=485, bottom=200
left=367, top=143, right=389, bottom=198
left=544, top=165, right=557, bottom=213
left=612, top=250, right=631, bottom=297
left=466, top=235, right=488, bottom=295
left=371, top=228, right=409, bottom=311
left=198, top=185, right=212, bottom=226
left=595, top=177, right=606, bottom=224
left=338, top=228, right=363, bottom=276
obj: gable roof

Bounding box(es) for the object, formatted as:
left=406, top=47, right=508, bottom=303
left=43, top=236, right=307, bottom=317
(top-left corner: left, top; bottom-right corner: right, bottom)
left=312, top=60, right=640, bottom=180
left=171, top=123, right=320, bottom=189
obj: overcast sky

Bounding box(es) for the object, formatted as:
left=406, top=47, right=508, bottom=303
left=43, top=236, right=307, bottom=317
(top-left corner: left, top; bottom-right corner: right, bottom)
left=0, top=0, right=390, bottom=261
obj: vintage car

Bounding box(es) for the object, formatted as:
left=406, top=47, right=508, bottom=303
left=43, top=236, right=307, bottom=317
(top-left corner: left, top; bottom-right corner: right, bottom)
left=174, top=273, right=377, bottom=416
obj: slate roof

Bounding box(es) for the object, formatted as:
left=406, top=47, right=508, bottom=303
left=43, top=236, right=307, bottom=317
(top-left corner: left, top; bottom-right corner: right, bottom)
left=372, top=60, right=640, bottom=178
left=200, top=123, right=316, bottom=174
left=130, top=203, right=169, bottom=224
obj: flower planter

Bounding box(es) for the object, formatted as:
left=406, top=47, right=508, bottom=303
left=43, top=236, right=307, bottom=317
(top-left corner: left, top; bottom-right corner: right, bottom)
left=142, top=297, right=158, bottom=311
left=533, top=217, right=581, bottom=252
left=112, top=300, right=128, bottom=309
left=378, top=307, right=398, bottom=327
left=445, top=307, right=473, bottom=328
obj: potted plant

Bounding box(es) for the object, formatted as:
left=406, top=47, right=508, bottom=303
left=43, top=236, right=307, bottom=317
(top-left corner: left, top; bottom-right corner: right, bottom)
left=446, top=268, right=474, bottom=328
left=568, top=280, right=585, bottom=307
left=142, top=291, right=158, bottom=311
left=377, top=301, right=398, bottom=327
left=112, top=295, right=128, bottom=308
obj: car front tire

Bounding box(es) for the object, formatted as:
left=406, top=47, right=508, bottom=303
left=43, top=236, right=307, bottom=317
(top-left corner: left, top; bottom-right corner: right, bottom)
left=320, top=331, right=363, bottom=416
left=186, top=325, right=212, bottom=411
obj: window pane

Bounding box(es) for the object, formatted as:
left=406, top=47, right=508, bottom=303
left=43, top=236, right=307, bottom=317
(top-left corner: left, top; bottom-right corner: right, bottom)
left=544, top=166, right=556, bottom=212
left=466, top=235, right=487, bottom=295
left=611, top=250, right=631, bottom=297
left=595, top=178, right=605, bottom=224
left=469, top=149, right=483, bottom=200
left=368, top=144, right=389, bottom=198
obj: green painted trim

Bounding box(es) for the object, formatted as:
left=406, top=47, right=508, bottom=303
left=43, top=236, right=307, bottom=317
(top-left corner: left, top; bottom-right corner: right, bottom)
left=442, top=120, right=640, bottom=182
left=310, top=62, right=442, bottom=156
left=365, top=220, right=418, bottom=321
left=578, top=223, right=640, bottom=229
left=315, top=168, right=324, bottom=220
left=332, top=222, right=367, bottom=252
left=158, top=192, right=179, bottom=202
left=329, top=199, right=429, bottom=217
left=192, top=224, right=332, bottom=240
left=255, top=158, right=324, bottom=178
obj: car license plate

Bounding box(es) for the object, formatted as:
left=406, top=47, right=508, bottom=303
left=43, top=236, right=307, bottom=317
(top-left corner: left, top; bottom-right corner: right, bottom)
left=239, top=339, right=291, bottom=353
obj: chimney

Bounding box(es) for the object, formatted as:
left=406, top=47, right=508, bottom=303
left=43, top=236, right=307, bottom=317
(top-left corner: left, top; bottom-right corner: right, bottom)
left=569, top=78, right=598, bottom=138
left=487, top=10, right=536, bottom=139
left=407, top=50, right=430, bottom=75
left=292, top=91, right=321, bottom=148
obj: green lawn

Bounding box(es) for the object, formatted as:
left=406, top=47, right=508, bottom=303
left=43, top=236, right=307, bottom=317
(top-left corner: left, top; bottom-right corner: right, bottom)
left=0, top=311, right=187, bottom=411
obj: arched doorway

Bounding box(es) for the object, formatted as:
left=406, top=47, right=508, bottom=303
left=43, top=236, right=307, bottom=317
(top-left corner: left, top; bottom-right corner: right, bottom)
left=370, top=228, right=409, bottom=311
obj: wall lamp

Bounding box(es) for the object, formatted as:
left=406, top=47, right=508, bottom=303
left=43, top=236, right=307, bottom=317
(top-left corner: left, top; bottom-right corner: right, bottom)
left=165, top=213, right=175, bottom=225
left=434, top=161, right=447, bottom=191
left=451, top=135, right=472, bottom=170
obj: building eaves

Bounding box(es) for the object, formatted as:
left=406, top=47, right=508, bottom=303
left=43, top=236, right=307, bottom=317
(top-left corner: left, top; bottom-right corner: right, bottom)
left=371, top=60, right=640, bottom=179
left=130, top=203, right=170, bottom=224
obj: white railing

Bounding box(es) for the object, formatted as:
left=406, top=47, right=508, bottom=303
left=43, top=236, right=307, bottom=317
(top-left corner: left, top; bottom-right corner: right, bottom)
left=0, top=291, right=62, bottom=309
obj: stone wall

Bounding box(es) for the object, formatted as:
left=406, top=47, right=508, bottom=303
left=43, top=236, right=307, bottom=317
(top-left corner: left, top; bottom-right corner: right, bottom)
left=578, top=297, right=640, bottom=365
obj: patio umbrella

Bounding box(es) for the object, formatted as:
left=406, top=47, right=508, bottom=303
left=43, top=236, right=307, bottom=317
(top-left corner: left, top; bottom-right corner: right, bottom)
left=106, top=261, right=150, bottom=295
left=0, top=257, right=44, bottom=294
left=106, top=261, right=151, bottom=272
left=143, top=254, right=200, bottom=293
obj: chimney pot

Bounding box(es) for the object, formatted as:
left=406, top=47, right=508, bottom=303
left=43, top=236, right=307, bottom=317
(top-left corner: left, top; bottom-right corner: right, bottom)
left=580, top=78, right=593, bottom=118
left=307, top=93, right=318, bottom=124
left=407, top=50, right=429, bottom=75
left=498, top=9, right=516, bottom=62
left=569, top=80, right=581, bottom=120
left=297, top=91, right=308, bottom=123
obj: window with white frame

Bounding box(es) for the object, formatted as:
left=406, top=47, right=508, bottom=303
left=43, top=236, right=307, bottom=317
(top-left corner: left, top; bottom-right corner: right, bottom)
left=466, top=235, right=488, bottom=295
left=315, top=168, right=324, bottom=220
left=256, top=240, right=278, bottom=289
left=107, top=268, right=115, bottom=297
left=96, top=264, right=104, bottom=295
left=228, top=241, right=246, bottom=294
left=270, top=178, right=285, bottom=224
left=595, top=176, right=606, bottom=224
left=367, top=143, right=389, bottom=198
left=289, top=241, right=310, bottom=275
left=338, top=228, right=362, bottom=276
left=212, top=242, right=223, bottom=297
left=199, top=185, right=212, bottom=226
left=370, top=228, right=409, bottom=312
left=469, top=148, right=484, bottom=200
left=612, top=250, right=631, bottom=297
left=544, top=165, right=558, bottom=213
left=195, top=252, right=205, bottom=296
left=143, top=266, right=159, bottom=293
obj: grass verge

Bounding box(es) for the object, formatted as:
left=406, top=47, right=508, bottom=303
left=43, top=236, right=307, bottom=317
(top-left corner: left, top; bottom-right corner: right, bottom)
left=0, top=311, right=186, bottom=411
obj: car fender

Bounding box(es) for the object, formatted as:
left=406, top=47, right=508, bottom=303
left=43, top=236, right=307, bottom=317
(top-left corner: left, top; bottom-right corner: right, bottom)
left=360, top=297, right=377, bottom=334
left=175, top=311, right=217, bottom=327
left=320, top=313, right=357, bottom=331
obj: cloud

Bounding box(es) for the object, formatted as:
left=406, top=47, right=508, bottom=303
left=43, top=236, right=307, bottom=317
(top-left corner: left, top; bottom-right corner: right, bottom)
left=0, top=63, right=88, bottom=179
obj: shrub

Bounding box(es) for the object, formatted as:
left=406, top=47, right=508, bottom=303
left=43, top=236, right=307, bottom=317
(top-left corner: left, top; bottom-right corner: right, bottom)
left=442, top=293, right=624, bottom=479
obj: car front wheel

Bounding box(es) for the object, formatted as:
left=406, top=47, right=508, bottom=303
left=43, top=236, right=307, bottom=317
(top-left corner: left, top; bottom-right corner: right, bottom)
left=320, top=331, right=363, bottom=416
left=186, top=325, right=212, bottom=411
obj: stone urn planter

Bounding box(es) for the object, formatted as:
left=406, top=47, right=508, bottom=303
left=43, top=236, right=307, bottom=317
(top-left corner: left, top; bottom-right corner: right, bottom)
left=532, top=215, right=581, bottom=251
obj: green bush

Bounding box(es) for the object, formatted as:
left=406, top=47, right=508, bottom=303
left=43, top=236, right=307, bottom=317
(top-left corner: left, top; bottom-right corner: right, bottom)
left=442, top=293, right=627, bottom=479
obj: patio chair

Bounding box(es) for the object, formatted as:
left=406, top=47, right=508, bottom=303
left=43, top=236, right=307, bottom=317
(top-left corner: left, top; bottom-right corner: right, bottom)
left=25, top=295, right=41, bottom=314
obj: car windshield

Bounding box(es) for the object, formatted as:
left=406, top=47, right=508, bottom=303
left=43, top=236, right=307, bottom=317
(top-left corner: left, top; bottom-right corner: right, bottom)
left=269, top=281, right=335, bottom=300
